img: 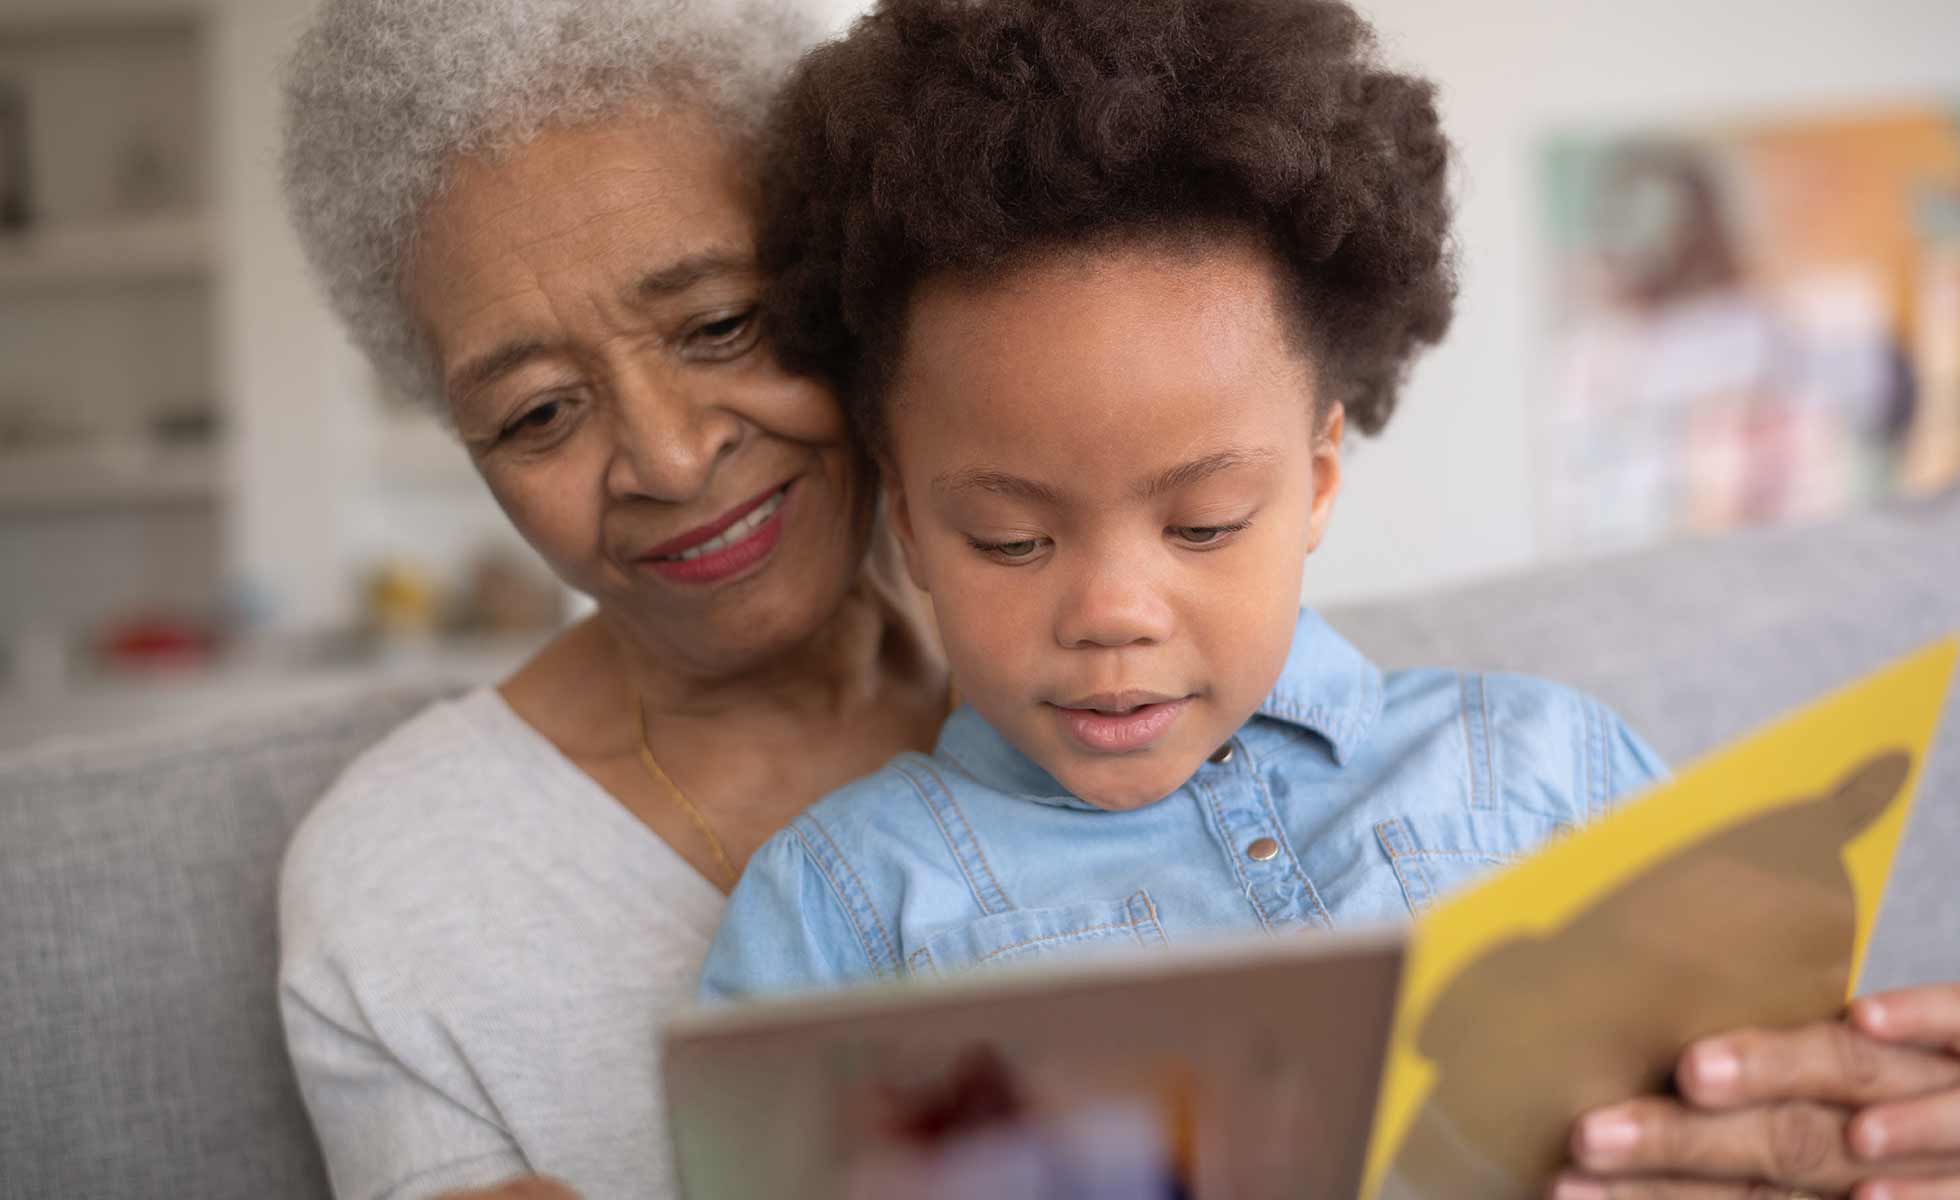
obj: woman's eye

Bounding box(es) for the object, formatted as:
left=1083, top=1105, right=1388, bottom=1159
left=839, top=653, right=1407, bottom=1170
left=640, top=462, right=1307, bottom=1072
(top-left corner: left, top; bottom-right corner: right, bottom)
left=687, top=308, right=761, bottom=359
left=500, top=398, right=568, bottom=443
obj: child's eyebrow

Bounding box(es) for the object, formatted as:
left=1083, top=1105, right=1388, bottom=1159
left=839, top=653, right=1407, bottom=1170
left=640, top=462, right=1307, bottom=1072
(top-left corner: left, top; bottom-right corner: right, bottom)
left=932, top=469, right=1064, bottom=505
left=932, top=448, right=1277, bottom=506
left=1134, top=448, right=1279, bottom=499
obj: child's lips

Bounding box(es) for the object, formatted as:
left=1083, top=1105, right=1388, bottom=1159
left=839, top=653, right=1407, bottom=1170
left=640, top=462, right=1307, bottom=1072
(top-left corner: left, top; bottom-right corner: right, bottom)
left=1049, top=695, right=1192, bottom=754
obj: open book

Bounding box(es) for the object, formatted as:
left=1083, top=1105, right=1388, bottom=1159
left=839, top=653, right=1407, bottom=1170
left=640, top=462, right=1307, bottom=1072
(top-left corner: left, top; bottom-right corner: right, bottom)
left=663, top=638, right=1956, bottom=1200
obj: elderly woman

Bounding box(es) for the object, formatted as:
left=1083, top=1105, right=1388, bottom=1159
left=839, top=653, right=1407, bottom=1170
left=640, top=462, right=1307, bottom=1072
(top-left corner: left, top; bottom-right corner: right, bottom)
left=278, top=2, right=946, bottom=1197
left=278, top=1, right=1960, bottom=1198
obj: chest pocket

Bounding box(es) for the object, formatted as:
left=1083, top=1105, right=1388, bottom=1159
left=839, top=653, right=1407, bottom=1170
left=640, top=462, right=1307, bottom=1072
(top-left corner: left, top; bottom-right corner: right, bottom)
left=1376, top=811, right=1576, bottom=914
left=906, top=889, right=1168, bottom=979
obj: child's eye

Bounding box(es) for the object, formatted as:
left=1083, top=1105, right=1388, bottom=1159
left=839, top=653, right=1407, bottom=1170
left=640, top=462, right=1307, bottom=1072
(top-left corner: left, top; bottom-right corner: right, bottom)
left=967, top=536, right=1049, bottom=563
left=1170, top=520, right=1251, bottom=548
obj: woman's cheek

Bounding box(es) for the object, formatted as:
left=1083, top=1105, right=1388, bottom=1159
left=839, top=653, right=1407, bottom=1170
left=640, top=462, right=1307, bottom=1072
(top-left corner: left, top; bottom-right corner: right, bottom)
left=481, top=462, right=608, bottom=586
left=748, top=366, right=849, bottom=446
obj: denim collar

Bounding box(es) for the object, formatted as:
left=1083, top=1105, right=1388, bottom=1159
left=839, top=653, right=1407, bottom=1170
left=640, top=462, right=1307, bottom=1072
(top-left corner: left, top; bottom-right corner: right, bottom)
left=932, top=608, right=1386, bottom=806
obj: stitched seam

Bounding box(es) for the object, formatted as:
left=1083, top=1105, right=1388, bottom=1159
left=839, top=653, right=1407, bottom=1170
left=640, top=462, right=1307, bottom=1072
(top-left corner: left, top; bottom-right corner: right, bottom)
left=1592, top=699, right=1610, bottom=817
left=1582, top=698, right=1598, bottom=818
left=1477, top=675, right=1498, bottom=810
left=917, top=759, right=1011, bottom=913
left=915, top=787, right=983, bottom=907
left=797, top=816, right=899, bottom=973
left=1412, top=842, right=1438, bottom=902
left=1598, top=702, right=1609, bottom=812
left=1575, top=698, right=1591, bottom=819
left=974, top=921, right=1137, bottom=963
left=1203, top=779, right=1274, bottom=930
left=1396, top=849, right=1518, bottom=864
left=1262, top=725, right=1312, bottom=753
left=1374, top=817, right=1409, bottom=857
left=1387, top=859, right=1423, bottom=908
left=1457, top=674, right=1479, bottom=811
left=1377, top=819, right=1428, bottom=910
left=789, top=823, right=890, bottom=976
left=908, top=945, right=938, bottom=977
left=1386, top=819, right=1441, bottom=902
left=1199, top=778, right=1256, bottom=896
left=900, top=762, right=999, bottom=916
left=1251, top=762, right=1330, bottom=925
left=1132, top=889, right=1169, bottom=946
left=1571, top=698, right=1590, bottom=821
left=1262, top=699, right=1365, bottom=760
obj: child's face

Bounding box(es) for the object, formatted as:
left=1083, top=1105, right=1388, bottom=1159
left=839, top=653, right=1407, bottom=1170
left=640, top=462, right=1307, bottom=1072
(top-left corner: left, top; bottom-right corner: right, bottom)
left=884, top=236, right=1343, bottom=811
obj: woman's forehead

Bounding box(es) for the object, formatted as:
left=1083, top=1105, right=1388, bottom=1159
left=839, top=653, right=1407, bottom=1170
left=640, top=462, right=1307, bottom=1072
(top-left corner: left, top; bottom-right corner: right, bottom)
left=404, top=113, right=761, bottom=380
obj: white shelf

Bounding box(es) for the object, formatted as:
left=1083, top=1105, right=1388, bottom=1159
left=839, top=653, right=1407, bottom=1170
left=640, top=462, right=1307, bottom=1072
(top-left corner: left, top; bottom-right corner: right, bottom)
left=0, top=442, right=221, bottom=513
left=0, top=630, right=546, bottom=755
left=0, top=212, right=211, bottom=291
left=0, top=5, right=199, bottom=40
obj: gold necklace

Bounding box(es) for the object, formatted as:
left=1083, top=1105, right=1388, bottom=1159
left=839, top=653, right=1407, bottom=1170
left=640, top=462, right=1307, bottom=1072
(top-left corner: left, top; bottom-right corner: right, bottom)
left=633, top=683, right=962, bottom=892
left=634, top=695, right=740, bottom=890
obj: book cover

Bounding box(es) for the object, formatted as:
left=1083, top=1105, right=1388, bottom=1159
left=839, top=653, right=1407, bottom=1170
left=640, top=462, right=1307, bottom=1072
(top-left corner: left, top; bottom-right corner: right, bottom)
left=1365, top=637, right=1957, bottom=1199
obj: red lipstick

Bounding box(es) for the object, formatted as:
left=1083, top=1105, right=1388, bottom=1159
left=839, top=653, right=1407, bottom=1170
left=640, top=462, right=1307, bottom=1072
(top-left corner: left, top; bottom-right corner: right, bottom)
left=638, top=479, right=796, bottom=586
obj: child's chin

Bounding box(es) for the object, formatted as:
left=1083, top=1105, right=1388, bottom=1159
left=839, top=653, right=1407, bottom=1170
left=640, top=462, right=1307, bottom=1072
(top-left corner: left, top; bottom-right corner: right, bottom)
left=1060, top=763, right=1193, bottom=813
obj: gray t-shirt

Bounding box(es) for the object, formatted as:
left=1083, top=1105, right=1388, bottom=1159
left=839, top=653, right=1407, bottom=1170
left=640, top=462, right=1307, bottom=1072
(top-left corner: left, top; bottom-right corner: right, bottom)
left=279, top=687, right=725, bottom=1199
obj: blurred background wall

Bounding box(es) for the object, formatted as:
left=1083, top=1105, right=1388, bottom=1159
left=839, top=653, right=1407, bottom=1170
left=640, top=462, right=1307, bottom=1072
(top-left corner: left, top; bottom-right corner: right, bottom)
left=1298, top=0, right=1960, bottom=605
left=1, top=0, right=1956, bottom=750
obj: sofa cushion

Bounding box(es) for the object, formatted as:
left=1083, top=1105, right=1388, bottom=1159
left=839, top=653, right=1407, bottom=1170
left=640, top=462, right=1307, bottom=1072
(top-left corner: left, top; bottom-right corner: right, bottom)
left=1326, top=485, right=1960, bottom=992
left=0, top=685, right=449, bottom=1200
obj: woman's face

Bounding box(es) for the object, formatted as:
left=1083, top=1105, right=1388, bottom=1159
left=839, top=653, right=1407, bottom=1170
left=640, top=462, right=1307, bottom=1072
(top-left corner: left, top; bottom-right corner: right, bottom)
left=406, top=108, right=872, bottom=679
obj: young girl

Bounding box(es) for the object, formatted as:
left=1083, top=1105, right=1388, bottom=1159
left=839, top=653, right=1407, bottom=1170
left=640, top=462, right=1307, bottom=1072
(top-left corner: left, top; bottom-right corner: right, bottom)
left=698, top=0, right=1665, bottom=995
left=698, top=5, right=1960, bottom=1194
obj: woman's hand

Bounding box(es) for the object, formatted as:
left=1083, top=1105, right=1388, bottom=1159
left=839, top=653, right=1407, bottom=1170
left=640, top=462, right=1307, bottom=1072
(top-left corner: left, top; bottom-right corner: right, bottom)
left=1549, top=985, right=1960, bottom=1199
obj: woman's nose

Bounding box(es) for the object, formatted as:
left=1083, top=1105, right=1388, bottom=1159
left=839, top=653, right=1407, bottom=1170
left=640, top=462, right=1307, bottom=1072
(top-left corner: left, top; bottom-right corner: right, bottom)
left=1053, top=558, right=1175, bottom=650
left=603, top=369, right=745, bottom=503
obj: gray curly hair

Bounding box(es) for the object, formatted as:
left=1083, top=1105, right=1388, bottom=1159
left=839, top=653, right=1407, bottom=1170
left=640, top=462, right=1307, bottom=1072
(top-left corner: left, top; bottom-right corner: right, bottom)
left=283, top=0, right=824, bottom=412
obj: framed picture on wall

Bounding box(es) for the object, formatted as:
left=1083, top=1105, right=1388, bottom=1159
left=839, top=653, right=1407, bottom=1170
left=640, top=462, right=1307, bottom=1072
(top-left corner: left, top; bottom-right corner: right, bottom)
left=1538, top=104, right=1960, bottom=554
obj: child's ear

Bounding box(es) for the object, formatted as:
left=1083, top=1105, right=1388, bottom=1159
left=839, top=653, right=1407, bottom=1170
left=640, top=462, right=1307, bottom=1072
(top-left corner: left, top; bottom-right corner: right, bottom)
left=1305, top=401, right=1344, bottom=555
left=882, top=458, right=932, bottom=594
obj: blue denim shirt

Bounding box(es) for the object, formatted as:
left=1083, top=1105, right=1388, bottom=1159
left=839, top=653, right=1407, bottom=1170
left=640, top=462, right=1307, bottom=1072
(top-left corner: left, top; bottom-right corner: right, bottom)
left=700, top=609, right=1667, bottom=1001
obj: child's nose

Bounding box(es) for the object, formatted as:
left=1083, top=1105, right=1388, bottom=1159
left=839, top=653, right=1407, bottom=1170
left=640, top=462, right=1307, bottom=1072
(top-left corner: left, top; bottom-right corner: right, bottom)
left=1054, top=562, right=1175, bottom=650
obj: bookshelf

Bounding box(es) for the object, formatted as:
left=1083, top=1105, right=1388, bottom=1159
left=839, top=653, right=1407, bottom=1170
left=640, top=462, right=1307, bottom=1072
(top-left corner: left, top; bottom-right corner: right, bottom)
left=0, top=210, right=209, bottom=291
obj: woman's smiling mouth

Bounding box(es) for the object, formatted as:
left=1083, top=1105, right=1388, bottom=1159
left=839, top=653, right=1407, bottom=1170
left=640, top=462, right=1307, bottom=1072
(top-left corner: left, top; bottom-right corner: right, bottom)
left=1048, top=692, right=1194, bottom=754
left=638, top=479, right=797, bottom=586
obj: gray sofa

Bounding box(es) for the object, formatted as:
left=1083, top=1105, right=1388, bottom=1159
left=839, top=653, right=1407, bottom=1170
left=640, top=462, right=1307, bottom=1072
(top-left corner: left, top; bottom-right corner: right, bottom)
left=5, top=489, right=1958, bottom=1200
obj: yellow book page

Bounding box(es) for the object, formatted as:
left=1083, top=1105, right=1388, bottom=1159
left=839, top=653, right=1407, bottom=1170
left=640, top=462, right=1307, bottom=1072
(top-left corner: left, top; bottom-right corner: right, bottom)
left=1362, top=638, right=1957, bottom=1200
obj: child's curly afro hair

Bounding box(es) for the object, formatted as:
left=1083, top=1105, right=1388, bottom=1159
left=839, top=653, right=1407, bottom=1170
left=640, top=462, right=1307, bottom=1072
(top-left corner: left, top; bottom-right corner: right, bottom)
left=760, top=0, right=1457, bottom=449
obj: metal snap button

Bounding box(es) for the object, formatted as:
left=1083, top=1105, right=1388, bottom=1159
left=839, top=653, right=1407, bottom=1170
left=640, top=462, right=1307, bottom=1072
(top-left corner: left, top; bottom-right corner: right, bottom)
left=1247, top=837, right=1280, bottom=862
left=1209, top=742, right=1235, bottom=765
